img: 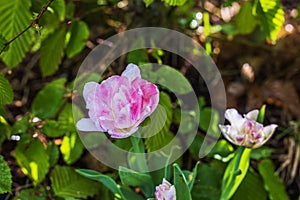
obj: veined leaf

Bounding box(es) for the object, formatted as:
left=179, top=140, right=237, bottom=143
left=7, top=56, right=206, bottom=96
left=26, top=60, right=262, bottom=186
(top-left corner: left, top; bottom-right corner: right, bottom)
left=258, top=159, right=289, bottom=200
left=51, top=166, right=100, bottom=199
left=40, top=26, right=66, bottom=77
left=0, top=155, right=12, bottom=194
left=163, top=0, right=187, bottom=6
left=255, top=0, right=284, bottom=41
left=31, top=78, right=66, bottom=119
left=66, top=20, right=89, bottom=58
left=0, top=74, right=13, bottom=105
left=173, top=163, right=192, bottom=200
left=0, top=33, right=8, bottom=52
left=0, top=0, right=34, bottom=67
left=14, top=138, right=49, bottom=185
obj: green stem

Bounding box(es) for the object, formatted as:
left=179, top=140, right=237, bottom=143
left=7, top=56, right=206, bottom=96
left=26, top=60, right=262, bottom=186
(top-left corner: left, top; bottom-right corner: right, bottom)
left=233, top=146, right=246, bottom=176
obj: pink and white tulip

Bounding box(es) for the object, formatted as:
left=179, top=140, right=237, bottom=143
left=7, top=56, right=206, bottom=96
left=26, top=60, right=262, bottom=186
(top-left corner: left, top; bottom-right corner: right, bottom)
left=155, top=178, right=176, bottom=200
left=219, top=108, right=278, bottom=148
left=76, top=64, right=159, bottom=138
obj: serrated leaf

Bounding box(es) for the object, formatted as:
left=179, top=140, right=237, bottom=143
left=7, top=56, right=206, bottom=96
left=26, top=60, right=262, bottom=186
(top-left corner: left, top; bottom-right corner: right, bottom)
left=31, top=78, right=66, bottom=119
left=144, top=92, right=173, bottom=152
left=258, top=159, right=289, bottom=200
left=66, top=21, right=89, bottom=58
left=0, top=155, right=12, bottom=194
left=256, top=0, right=284, bottom=41
left=173, top=163, right=192, bottom=200
left=76, top=169, right=128, bottom=200
left=14, top=138, right=49, bottom=185
left=236, top=2, right=258, bottom=35
left=0, top=0, right=34, bottom=67
left=163, top=0, right=187, bottom=6
left=51, top=166, right=100, bottom=199
left=40, top=26, right=66, bottom=77
left=0, top=74, right=13, bottom=105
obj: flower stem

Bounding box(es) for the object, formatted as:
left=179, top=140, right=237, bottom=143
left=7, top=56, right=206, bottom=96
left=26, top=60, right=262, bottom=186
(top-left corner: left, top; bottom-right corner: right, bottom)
left=233, top=146, right=246, bottom=176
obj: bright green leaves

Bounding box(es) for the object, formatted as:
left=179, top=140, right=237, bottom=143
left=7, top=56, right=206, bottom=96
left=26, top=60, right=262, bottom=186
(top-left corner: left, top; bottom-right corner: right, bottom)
left=0, top=0, right=34, bottom=68
left=31, top=78, right=66, bottom=119
left=144, top=0, right=187, bottom=7
left=0, top=155, right=12, bottom=194
left=51, top=166, right=100, bottom=199
left=15, top=138, right=50, bottom=185
left=258, top=159, right=289, bottom=200
left=0, top=116, right=11, bottom=147
left=235, top=0, right=284, bottom=42
left=221, top=147, right=252, bottom=200
left=0, top=74, right=13, bottom=105
left=235, top=2, right=258, bottom=35
left=0, top=34, right=8, bottom=52
left=40, top=27, right=67, bottom=77
left=66, top=21, right=89, bottom=58
left=255, top=0, right=285, bottom=42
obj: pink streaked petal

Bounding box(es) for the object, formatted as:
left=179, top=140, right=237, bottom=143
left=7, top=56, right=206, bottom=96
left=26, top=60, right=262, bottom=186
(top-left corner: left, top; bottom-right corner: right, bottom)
left=76, top=118, right=102, bottom=132
left=109, top=126, right=139, bottom=138
left=83, top=82, right=98, bottom=107
left=245, top=109, right=259, bottom=120
left=121, top=63, right=141, bottom=81
left=115, top=104, right=133, bottom=129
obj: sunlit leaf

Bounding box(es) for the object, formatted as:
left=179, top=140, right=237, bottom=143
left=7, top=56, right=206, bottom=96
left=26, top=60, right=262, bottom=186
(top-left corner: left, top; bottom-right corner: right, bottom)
left=14, top=138, right=49, bottom=185
left=173, top=163, right=192, bottom=200
left=0, top=0, right=34, bottom=67
left=66, top=20, right=89, bottom=58
left=236, top=2, right=258, bottom=35
left=51, top=166, right=100, bottom=199
left=0, top=155, right=12, bottom=194
left=0, top=74, right=13, bottom=105
left=163, top=0, right=187, bottom=6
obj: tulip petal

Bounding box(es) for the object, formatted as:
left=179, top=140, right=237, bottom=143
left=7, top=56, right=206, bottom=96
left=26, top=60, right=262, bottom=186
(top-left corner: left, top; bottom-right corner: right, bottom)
left=225, top=108, right=244, bottom=130
left=121, top=63, right=141, bottom=81
left=245, top=109, right=259, bottom=120
left=76, top=118, right=100, bottom=132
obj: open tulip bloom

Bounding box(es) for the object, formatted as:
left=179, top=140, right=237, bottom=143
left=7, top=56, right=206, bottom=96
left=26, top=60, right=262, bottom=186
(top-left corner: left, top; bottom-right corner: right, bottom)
left=219, top=108, right=278, bottom=148
left=76, top=64, right=159, bottom=138
left=155, top=178, right=176, bottom=200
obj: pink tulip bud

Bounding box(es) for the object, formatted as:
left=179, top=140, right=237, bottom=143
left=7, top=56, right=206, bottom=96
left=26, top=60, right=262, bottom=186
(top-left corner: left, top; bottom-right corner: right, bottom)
left=155, top=178, right=176, bottom=200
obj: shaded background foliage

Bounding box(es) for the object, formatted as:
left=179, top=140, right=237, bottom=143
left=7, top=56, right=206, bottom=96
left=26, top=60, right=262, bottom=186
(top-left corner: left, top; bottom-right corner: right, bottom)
left=0, top=0, right=299, bottom=199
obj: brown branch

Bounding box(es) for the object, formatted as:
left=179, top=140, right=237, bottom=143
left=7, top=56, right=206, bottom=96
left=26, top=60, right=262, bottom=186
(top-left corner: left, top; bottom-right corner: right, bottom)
left=0, top=0, right=55, bottom=55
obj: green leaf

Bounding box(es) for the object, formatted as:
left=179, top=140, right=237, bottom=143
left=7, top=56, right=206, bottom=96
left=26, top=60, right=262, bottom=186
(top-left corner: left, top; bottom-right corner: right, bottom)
left=143, top=0, right=154, bottom=7
left=191, top=160, right=226, bottom=200
left=76, top=169, right=128, bottom=200
left=173, top=163, right=192, bottom=200
left=51, top=166, right=100, bottom=199
left=186, top=162, right=199, bottom=191
left=0, top=155, right=12, bottom=194
left=12, top=115, right=32, bottom=134
left=232, top=168, right=267, bottom=200
left=199, top=107, right=219, bottom=132
left=127, top=49, right=148, bottom=65
left=257, top=104, right=266, bottom=124
left=119, top=167, right=154, bottom=197
left=258, top=159, right=289, bottom=200
left=255, top=0, right=284, bottom=41
left=0, top=33, right=8, bottom=52
left=49, top=0, right=66, bottom=22
left=250, top=146, right=273, bottom=160
left=40, top=26, right=67, bottom=77
left=0, top=0, right=34, bottom=67
left=0, top=116, right=11, bottom=147
left=140, top=64, right=193, bottom=95
left=236, top=2, right=258, bottom=35
left=31, top=78, right=66, bottom=119
left=60, top=132, right=84, bottom=165
left=66, top=20, right=89, bottom=58
left=46, top=142, right=59, bottom=167
left=163, top=0, right=187, bottom=6
left=144, top=92, right=173, bottom=152
left=42, top=120, right=65, bottom=138
left=221, top=147, right=252, bottom=200
left=13, top=188, right=47, bottom=200
left=14, top=138, right=49, bottom=185
left=0, top=74, right=13, bottom=105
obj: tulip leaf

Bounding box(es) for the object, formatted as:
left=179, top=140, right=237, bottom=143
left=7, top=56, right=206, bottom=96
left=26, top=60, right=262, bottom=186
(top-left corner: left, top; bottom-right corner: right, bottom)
left=258, top=159, right=289, bottom=200
left=173, top=163, right=192, bottom=200
left=76, top=169, right=129, bottom=200
left=257, top=104, right=266, bottom=124
left=220, top=147, right=252, bottom=200
left=0, top=155, right=12, bottom=194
